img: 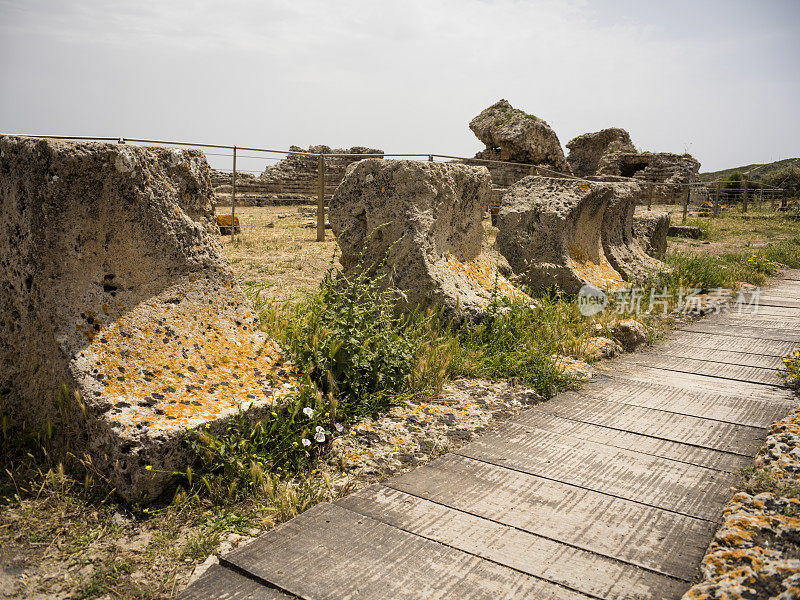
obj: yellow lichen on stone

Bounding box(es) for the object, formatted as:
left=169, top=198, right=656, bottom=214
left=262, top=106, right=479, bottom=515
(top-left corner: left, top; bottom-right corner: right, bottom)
left=567, top=242, right=626, bottom=290
left=441, top=253, right=528, bottom=304
left=78, top=283, right=295, bottom=436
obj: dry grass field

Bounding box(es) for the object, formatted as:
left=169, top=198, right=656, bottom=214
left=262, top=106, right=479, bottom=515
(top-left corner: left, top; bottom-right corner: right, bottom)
left=216, top=205, right=338, bottom=300
left=215, top=204, right=503, bottom=301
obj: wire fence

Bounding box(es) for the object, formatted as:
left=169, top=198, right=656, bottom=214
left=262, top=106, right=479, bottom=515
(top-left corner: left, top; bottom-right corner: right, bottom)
left=3, top=133, right=791, bottom=239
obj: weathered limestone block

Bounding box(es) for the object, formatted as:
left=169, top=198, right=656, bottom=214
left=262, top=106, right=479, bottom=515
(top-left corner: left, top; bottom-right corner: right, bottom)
left=329, top=159, right=525, bottom=322
left=494, top=177, right=627, bottom=294
left=668, top=224, right=702, bottom=239
left=601, top=184, right=668, bottom=282
left=633, top=211, right=670, bottom=256
left=613, top=319, right=649, bottom=351
left=470, top=99, right=570, bottom=173
left=584, top=337, right=622, bottom=360
left=0, top=136, right=294, bottom=502
left=216, top=213, right=240, bottom=235
left=566, top=128, right=635, bottom=177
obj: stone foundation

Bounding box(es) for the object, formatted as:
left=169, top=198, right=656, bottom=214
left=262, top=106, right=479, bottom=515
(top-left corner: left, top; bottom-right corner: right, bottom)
left=0, top=136, right=295, bottom=502
left=330, top=159, right=526, bottom=322
left=495, top=176, right=628, bottom=294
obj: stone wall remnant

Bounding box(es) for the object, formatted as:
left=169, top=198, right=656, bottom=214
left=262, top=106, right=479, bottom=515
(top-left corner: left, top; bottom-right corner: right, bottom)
left=330, top=159, right=526, bottom=322
left=211, top=145, right=383, bottom=206
left=494, top=176, right=628, bottom=294
left=0, top=136, right=295, bottom=503
left=633, top=211, right=670, bottom=256
left=566, top=128, right=636, bottom=178
left=596, top=151, right=700, bottom=202
left=469, top=100, right=571, bottom=187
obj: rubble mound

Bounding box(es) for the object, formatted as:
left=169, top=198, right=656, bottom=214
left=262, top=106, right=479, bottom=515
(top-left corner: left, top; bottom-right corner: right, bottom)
left=566, top=128, right=635, bottom=177
left=633, top=211, right=670, bottom=256
left=469, top=99, right=570, bottom=174
left=494, top=176, right=627, bottom=294
left=0, top=136, right=295, bottom=503
left=329, top=159, right=526, bottom=322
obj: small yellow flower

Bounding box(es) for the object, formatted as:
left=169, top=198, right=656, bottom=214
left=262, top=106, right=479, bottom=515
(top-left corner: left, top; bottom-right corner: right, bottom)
left=145, top=465, right=152, bottom=470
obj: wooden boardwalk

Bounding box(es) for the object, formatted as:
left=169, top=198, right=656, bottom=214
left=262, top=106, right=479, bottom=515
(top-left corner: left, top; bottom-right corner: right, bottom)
left=181, top=272, right=800, bottom=600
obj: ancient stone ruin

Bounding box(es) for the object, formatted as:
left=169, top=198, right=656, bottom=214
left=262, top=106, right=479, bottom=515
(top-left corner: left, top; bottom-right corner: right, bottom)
left=596, top=151, right=700, bottom=202
left=0, top=136, right=295, bottom=502
left=565, top=127, right=700, bottom=201
left=469, top=99, right=571, bottom=187
left=633, top=211, right=671, bottom=256
left=330, top=159, right=525, bottom=322
left=212, top=145, right=383, bottom=206
left=495, top=176, right=666, bottom=294
left=601, top=183, right=668, bottom=282
left=566, top=128, right=636, bottom=178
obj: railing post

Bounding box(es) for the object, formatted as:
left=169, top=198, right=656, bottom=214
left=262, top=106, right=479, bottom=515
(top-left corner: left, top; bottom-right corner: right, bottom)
left=682, top=184, right=690, bottom=224
left=742, top=178, right=748, bottom=213
left=758, top=184, right=763, bottom=211
left=713, top=181, right=721, bottom=217
left=317, top=154, right=325, bottom=242
left=231, top=146, right=237, bottom=238
left=428, top=155, right=433, bottom=162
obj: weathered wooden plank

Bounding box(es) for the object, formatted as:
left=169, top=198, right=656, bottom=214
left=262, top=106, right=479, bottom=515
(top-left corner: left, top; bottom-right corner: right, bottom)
left=737, top=303, right=800, bottom=315
left=338, top=485, right=689, bottom=600
left=701, top=315, right=800, bottom=331
left=652, top=344, right=785, bottom=369
left=177, top=564, right=293, bottom=600
left=456, top=421, right=734, bottom=520
left=682, top=321, right=800, bottom=342
left=600, top=364, right=791, bottom=399
left=757, top=298, right=800, bottom=310
left=513, top=407, right=750, bottom=472
left=388, top=454, right=715, bottom=580
left=617, top=353, right=785, bottom=386
left=576, top=377, right=793, bottom=428
left=665, top=330, right=798, bottom=357
left=531, top=393, right=763, bottom=459
left=224, top=503, right=590, bottom=600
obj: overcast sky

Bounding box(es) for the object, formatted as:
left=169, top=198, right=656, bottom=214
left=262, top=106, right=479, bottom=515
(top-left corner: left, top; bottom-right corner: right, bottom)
left=1, top=0, right=797, bottom=173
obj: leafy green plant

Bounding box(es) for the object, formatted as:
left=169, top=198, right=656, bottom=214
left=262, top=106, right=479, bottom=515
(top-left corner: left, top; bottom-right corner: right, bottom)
left=453, top=294, right=576, bottom=396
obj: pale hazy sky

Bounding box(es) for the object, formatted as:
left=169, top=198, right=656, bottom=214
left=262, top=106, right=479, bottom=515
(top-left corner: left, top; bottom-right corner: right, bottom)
left=1, top=0, right=797, bottom=173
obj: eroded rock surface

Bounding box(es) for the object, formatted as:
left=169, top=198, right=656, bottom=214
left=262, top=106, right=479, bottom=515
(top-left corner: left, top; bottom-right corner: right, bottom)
left=584, top=336, right=623, bottom=360
left=633, top=211, right=670, bottom=256
left=613, top=319, right=649, bottom=351
left=601, top=183, right=668, bottom=282
left=494, top=176, right=627, bottom=294
left=328, top=379, right=542, bottom=478
left=470, top=99, right=570, bottom=174
left=0, top=136, right=294, bottom=502
left=330, top=159, right=526, bottom=322
left=566, top=128, right=635, bottom=178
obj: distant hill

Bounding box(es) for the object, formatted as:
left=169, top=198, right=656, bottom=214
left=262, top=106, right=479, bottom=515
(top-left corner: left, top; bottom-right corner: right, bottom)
left=700, top=157, right=800, bottom=182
